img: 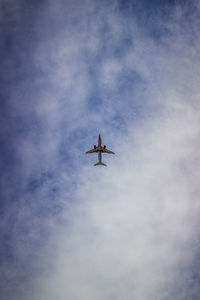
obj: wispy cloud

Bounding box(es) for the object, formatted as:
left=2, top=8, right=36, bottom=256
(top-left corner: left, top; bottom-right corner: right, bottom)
left=0, top=1, right=200, bottom=299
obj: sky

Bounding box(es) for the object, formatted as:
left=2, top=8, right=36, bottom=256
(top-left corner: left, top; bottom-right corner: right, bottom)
left=0, top=0, right=200, bottom=299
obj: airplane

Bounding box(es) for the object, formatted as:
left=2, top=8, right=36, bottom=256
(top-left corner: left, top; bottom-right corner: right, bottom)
left=85, top=134, right=115, bottom=166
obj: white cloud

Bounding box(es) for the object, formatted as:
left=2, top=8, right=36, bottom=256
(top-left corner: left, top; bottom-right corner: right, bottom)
left=1, top=1, right=200, bottom=300
left=35, top=92, right=200, bottom=299
left=30, top=2, right=200, bottom=299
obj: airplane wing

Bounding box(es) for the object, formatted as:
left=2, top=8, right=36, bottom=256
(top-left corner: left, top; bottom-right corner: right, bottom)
left=102, top=148, right=115, bottom=154
left=85, top=149, right=98, bottom=154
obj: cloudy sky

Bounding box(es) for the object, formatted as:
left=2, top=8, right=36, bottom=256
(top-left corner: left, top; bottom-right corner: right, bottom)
left=1, top=0, right=200, bottom=299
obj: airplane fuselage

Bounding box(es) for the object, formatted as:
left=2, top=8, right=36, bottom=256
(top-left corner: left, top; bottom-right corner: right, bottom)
left=95, top=135, right=107, bottom=151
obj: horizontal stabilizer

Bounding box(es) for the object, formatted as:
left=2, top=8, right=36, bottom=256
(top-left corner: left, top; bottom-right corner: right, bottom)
left=94, top=162, right=107, bottom=166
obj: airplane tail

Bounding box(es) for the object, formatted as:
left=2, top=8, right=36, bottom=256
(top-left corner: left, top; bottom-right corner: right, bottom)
left=94, top=162, right=107, bottom=166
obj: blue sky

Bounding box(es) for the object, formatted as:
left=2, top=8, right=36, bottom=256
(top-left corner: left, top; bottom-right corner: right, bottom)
left=0, top=0, right=200, bottom=299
